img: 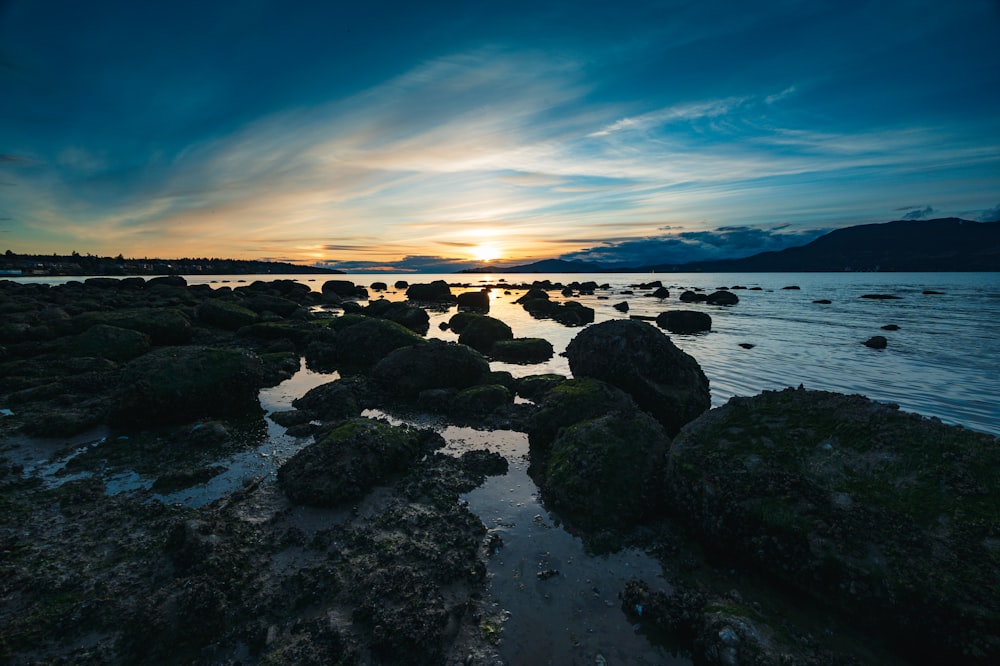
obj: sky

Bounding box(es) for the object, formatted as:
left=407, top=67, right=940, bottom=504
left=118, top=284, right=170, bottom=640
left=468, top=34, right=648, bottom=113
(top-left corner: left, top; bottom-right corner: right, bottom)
left=1, top=0, right=999, bottom=272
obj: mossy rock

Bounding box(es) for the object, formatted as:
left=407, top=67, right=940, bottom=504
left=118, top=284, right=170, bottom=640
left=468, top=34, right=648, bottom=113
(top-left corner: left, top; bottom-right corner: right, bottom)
left=456, top=314, right=513, bottom=354
left=541, top=410, right=669, bottom=531
left=69, top=308, right=192, bottom=345
left=291, top=378, right=363, bottom=422
left=72, top=324, right=151, bottom=362
left=196, top=298, right=259, bottom=330
left=372, top=340, right=490, bottom=398
left=513, top=373, right=566, bottom=401
left=527, top=378, right=636, bottom=455
left=277, top=417, right=443, bottom=506
left=240, top=293, right=302, bottom=317
left=111, top=346, right=265, bottom=426
left=362, top=300, right=430, bottom=335
left=329, top=313, right=369, bottom=331
left=453, top=384, right=512, bottom=415
left=237, top=321, right=313, bottom=345
left=490, top=337, right=553, bottom=364
left=329, top=317, right=426, bottom=370
left=667, top=387, right=1000, bottom=662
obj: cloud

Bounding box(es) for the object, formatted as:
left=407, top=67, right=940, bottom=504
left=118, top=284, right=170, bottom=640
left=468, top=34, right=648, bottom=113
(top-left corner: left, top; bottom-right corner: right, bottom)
left=318, top=254, right=483, bottom=273
left=978, top=203, right=1000, bottom=222
left=561, top=224, right=828, bottom=267
left=900, top=205, right=936, bottom=220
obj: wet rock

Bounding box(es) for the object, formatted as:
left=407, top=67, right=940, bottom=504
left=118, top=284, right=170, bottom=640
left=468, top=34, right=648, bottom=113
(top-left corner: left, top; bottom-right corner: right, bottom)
left=406, top=280, right=455, bottom=302
left=148, top=275, right=187, bottom=289
left=370, top=281, right=388, bottom=291
left=362, top=299, right=430, bottom=334
left=277, top=417, right=443, bottom=507
left=706, top=290, right=739, bottom=306
left=111, top=346, right=265, bottom=426
left=453, top=384, right=512, bottom=415
left=650, top=287, right=670, bottom=298
left=394, top=280, right=409, bottom=289
left=527, top=378, right=636, bottom=453
left=666, top=387, right=1000, bottom=663
left=613, top=301, right=629, bottom=312
left=291, top=378, right=364, bottom=422
left=321, top=317, right=426, bottom=371
left=322, top=279, right=368, bottom=300
left=656, top=310, right=712, bottom=334
left=68, top=308, right=192, bottom=345
left=738, top=343, right=755, bottom=349
left=456, top=314, right=513, bottom=354
left=457, top=290, right=490, bottom=311
left=813, top=299, right=832, bottom=304
left=513, top=373, right=566, bottom=401
left=564, top=319, right=711, bottom=436
left=782, top=285, right=800, bottom=290
left=372, top=340, right=490, bottom=398
left=880, top=324, right=900, bottom=331
left=195, top=298, right=259, bottom=330
left=538, top=410, right=669, bottom=531
left=863, top=335, right=887, bottom=349
left=860, top=293, right=902, bottom=300
left=489, top=337, right=553, bottom=364
left=679, top=290, right=707, bottom=303
left=237, top=321, right=314, bottom=346
left=72, top=323, right=151, bottom=361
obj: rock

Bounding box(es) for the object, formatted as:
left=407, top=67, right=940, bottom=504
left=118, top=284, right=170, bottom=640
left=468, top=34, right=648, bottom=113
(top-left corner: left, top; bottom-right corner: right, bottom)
left=679, top=290, right=707, bottom=303
left=705, top=290, right=738, bottom=306
left=326, top=317, right=426, bottom=370
left=881, top=324, right=900, bottom=331
left=394, top=280, right=409, bottom=289
left=73, top=324, right=151, bottom=362
left=196, top=298, right=259, bottom=330
left=666, top=387, right=1000, bottom=662
left=372, top=340, right=490, bottom=398
left=863, top=335, right=888, bottom=349
left=148, top=275, right=187, bottom=288
left=527, top=378, right=636, bottom=453
left=453, top=384, right=512, bottom=415
left=538, top=410, right=669, bottom=531
left=656, top=310, right=712, bottom=334
left=650, top=286, right=670, bottom=299
left=813, top=299, right=832, bottom=304
left=613, top=301, right=629, bottom=313
left=241, top=293, right=302, bottom=317
left=238, top=321, right=313, bottom=346
left=291, top=379, right=363, bottom=422
left=70, top=308, right=192, bottom=345
left=456, top=290, right=490, bottom=311
left=923, top=290, right=945, bottom=295
left=860, top=293, right=902, bottom=300
left=564, top=319, right=711, bottom=436
left=277, top=417, right=443, bottom=506
left=362, top=299, right=430, bottom=334
left=489, top=337, right=553, bottom=364
left=406, top=280, right=454, bottom=302
left=513, top=373, right=566, bottom=401
left=781, top=285, right=800, bottom=290
left=111, top=346, right=265, bottom=426
left=738, top=343, right=755, bottom=349
left=322, top=280, right=368, bottom=300
left=456, top=314, right=513, bottom=354
left=370, top=281, right=388, bottom=291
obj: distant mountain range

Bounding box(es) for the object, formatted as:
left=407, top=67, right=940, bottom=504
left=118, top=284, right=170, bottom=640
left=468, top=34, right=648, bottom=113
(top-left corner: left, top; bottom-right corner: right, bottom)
left=464, top=218, right=1000, bottom=273
left=0, top=252, right=344, bottom=277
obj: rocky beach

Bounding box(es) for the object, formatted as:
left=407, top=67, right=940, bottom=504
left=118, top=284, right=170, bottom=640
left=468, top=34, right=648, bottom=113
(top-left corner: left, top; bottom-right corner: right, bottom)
left=1, top=274, right=998, bottom=664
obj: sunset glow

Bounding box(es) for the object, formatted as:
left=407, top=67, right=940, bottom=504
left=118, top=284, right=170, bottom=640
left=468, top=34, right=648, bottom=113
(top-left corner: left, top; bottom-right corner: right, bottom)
left=0, top=2, right=997, bottom=271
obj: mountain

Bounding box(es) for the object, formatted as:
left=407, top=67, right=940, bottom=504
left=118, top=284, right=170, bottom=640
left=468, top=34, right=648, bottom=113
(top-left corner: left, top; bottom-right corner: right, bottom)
left=461, top=258, right=606, bottom=273
left=662, top=218, right=1000, bottom=272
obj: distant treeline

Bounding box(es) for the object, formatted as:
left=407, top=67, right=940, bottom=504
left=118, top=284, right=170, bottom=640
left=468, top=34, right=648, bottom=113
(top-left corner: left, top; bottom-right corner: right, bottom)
left=0, top=250, right=343, bottom=276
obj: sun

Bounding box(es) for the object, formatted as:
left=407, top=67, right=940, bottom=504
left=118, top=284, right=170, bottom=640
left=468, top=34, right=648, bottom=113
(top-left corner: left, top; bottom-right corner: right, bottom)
left=473, top=244, right=501, bottom=263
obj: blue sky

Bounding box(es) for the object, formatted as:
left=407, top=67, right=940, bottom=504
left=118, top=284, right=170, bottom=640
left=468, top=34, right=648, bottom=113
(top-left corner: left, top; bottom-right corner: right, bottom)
left=2, top=0, right=999, bottom=271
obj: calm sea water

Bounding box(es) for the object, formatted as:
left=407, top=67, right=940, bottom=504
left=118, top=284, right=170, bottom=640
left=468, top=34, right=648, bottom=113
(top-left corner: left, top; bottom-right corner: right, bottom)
left=14, top=271, right=998, bottom=435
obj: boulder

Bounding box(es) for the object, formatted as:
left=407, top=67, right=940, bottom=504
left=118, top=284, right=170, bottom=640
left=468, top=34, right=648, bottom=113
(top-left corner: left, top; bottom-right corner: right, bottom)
left=148, top=275, right=187, bottom=288
left=666, top=387, right=1000, bottom=662
left=650, top=287, right=670, bottom=299
left=453, top=384, right=512, bottom=415
left=196, top=298, right=259, bottom=330
left=291, top=379, right=363, bottom=422
left=277, top=418, right=443, bottom=507
left=538, top=410, right=669, bottom=531
left=564, top=319, right=710, bottom=436
left=394, top=280, right=409, bottom=289
left=372, top=340, right=490, bottom=398
left=327, top=317, right=426, bottom=370
left=513, top=373, right=566, bottom=402
left=241, top=294, right=301, bottom=317
left=456, top=290, right=490, bottom=311
left=73, top=324, right=151, bottom=362
left=527, top=378, right=636, bottom=453
left=111, top=346, right=264, bottom=426
left=705, top=290, right=738, bottom=306
left=456, top=314, right=513, bottom=354
left=656, top=310, right=712, bottom=334
left=860, top=294, right=902, bottom=300
left=69, top=308, right=192, bottom=345
left=679, top=290, right=707, bottom=303
left=489, top=338, right=553, bottom=364
left=405, top=280, right=454, bottom=302
left=370, top=281, right=388, bottom=291
left=613, top=301, right=629, bottom=313
left=863, top=335, right=888, bottom=349
left=362, top=300, right=430, bottom=334
left=322, top=280, right=368, bottom=299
